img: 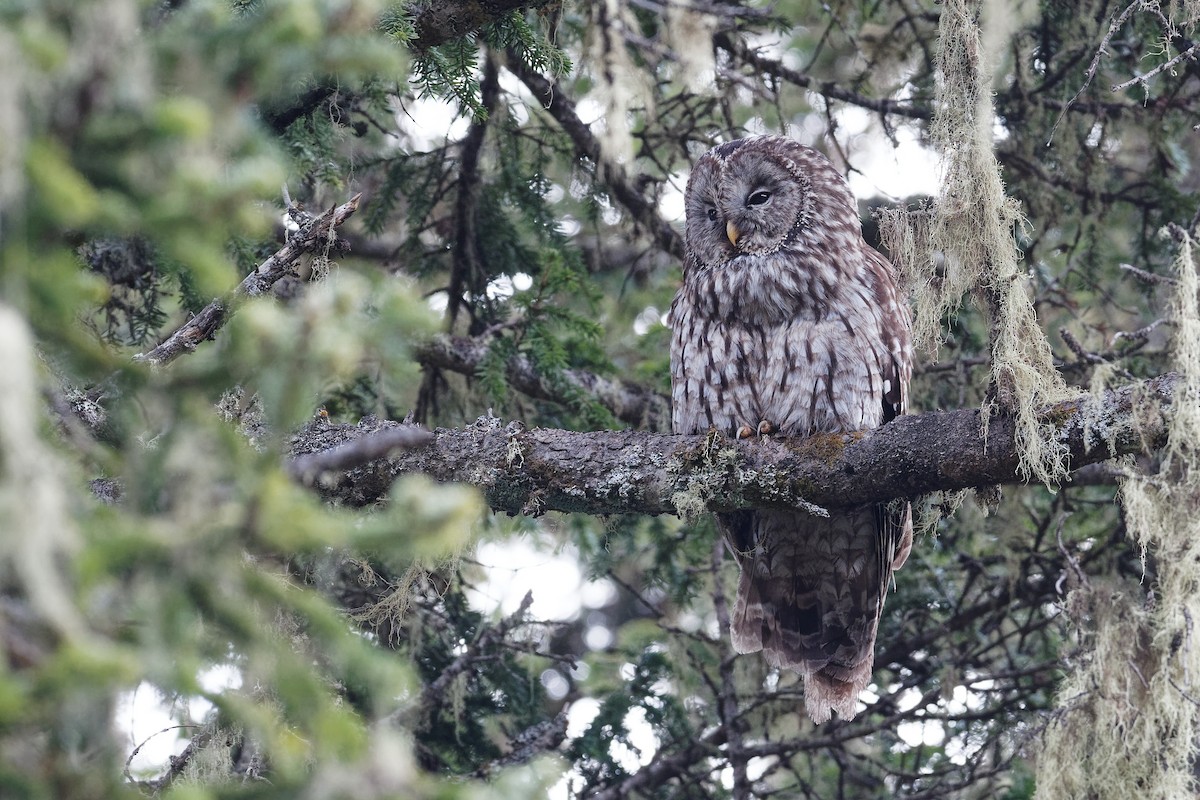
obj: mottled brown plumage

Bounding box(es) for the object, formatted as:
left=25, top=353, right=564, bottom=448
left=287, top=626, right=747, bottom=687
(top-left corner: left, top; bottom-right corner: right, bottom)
left=669, top=136, right=913, bottom=722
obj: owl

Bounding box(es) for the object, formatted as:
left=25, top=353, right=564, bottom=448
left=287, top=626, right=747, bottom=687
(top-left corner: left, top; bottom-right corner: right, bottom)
left=669, top=135, right=913, bottom=723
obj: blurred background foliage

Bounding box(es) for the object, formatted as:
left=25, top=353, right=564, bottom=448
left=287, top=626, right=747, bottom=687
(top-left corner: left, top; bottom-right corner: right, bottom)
left=1, top=0, right=1198, bottom=797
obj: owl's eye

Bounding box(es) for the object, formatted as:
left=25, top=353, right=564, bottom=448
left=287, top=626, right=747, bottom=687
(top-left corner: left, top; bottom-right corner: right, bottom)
left=706, top=207, right=719, bottom=222
left=746, top=191, right=771, bottom=207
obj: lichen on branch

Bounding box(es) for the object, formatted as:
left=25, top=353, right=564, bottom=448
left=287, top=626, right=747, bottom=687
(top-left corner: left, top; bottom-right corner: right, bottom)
left=289, top=375, right=1178, bottom=516
left=882, top=0, right=1071, bottom=486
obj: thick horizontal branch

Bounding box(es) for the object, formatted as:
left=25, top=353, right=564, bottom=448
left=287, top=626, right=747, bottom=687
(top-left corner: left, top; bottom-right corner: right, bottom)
left=414, top=334, right=671, bottom=431
left=293, top=373, right=1179, bottom=515
left=134, top=194, right=361, bottom=367
left=288, top=424, right=433, bottom=485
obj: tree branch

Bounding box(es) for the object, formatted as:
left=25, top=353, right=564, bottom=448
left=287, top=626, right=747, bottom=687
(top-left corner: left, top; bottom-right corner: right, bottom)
left=288, top=424, right=434, bottom=485
left=409, top=0, right=556, bottom=51
left=714, top=32, right=933, bottom=121
left=134, top=194, right=362, bottom=367
left=422, top=590, right=534, bottom=712
left=414, top=334, right=672, bottom=431
left=508, top=55, right=685, bottom=261
left=292, top=373, right=1179, bottom=515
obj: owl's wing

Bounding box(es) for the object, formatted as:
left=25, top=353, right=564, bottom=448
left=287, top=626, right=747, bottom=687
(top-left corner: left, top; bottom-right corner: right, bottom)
left=865, top=246, right=912, bottom=425
left=864, top=246, right=914, bottom=574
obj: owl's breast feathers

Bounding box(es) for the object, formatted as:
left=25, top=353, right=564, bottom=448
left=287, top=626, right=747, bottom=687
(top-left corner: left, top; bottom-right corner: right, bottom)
left=670, top=242, right=909, bottom=438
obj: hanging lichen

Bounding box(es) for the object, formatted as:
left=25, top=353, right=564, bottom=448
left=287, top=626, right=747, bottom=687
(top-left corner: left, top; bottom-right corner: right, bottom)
left=664, top=3, right=716, bottom=95
left=881, top=0, right=1072, bottom=485
left=1170, top=0, right=1200, bottom=28
left=0, top=305, right=89, bottom=642
left=1036, top=229, right=1200, bottom=799
left=584, top=0, right=653, bottom=164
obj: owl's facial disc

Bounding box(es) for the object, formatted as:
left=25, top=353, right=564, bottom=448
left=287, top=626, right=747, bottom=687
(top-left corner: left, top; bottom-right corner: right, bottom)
left=683, top=144, right=807, bottom=269
left=719, top=163, right=797, bottom=255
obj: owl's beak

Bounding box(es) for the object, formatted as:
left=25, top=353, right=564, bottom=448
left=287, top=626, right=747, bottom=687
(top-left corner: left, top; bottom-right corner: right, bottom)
left=726, top=220, right=740, bottom=246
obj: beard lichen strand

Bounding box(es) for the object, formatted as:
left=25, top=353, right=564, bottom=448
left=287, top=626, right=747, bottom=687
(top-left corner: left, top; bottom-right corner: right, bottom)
left=1036, top=233, right=1200, bottom=800
left=879, top=0, right=1074, bottom=486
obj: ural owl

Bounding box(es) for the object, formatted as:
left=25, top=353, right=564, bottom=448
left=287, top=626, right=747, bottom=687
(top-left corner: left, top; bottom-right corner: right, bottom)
left=669, top=135, right=914, bottom=723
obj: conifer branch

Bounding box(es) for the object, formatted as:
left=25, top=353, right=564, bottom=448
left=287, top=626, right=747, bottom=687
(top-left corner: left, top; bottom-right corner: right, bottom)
left=409, top=0, right=556, bottom=50
left=294, top=373, right=1178, bottom=515
left=714, top=32, right=933, bottom=121
left=414, top=334, right=672, bottom=431
left=134, top=194, right=362, bottom=367
left=508, top=56, right=685, bottom=261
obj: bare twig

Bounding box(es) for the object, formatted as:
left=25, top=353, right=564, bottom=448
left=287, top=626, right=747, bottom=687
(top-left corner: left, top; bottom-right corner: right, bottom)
left=1060, top=327, right=1105, bottom=365
left=127, top=724, right=206, bottom=790
left=1120, top=262, right=1178, bottom=286
left=1046, top=0, right=1141, bottom=145
left=714, top=32, right=933, bottom=121
left=288, top=424, right=434, bottom=485
left=1112, top=42, right=1200, bottom=92
left=415, top=333, right=671, bottom=431
left=1111, top=318, right=1171, bottom=348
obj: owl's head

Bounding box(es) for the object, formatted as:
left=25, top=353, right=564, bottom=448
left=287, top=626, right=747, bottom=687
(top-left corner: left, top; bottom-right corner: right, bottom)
left=682, top=136, right=859, bottom=271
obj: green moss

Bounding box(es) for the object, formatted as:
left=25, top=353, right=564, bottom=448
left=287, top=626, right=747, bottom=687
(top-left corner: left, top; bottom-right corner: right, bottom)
left=795, top=432, right=854, bottom=465
left=1039, top=399, right=1081, bottom=428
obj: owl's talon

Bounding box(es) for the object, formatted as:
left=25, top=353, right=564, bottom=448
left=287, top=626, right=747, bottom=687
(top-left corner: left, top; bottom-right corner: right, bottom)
left=757, top=420, right=774, bottom=437
left=736, top=425, right=754, bottom=439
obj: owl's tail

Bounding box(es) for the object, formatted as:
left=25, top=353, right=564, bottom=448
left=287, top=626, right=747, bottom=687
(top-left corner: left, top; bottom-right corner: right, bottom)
left=727, top=505, right=911, bottom=723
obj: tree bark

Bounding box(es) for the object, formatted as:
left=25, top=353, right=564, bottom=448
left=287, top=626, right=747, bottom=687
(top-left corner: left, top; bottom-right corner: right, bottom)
left=291, top=372, right=1178, bottom=515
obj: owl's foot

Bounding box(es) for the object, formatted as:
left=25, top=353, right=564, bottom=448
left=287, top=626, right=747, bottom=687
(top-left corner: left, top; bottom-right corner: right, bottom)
left=735, top=421, right=774, bottom=439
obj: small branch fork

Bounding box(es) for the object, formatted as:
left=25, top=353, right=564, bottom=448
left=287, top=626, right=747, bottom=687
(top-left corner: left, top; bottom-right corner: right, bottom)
left=134, top=194, right=362, bottom=367
left=1049, top=0, right=1200, bottom=142
left=1046, top=0, right=1141, bottom=144
left=1112, top=41, right=1200, bottom=92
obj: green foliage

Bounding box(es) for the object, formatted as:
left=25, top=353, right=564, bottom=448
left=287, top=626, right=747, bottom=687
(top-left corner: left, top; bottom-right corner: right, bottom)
left=410, top=581, right=548, bottom=772
left=381, top=5, right=569, bottom=118
left=1, top=1, right=478, bottom=798
left=568, top=647, right=691, bottom=787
